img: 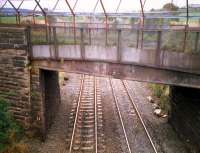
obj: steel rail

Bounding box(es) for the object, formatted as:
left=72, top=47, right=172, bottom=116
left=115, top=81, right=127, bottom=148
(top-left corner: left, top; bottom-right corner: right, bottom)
left=186, top=0, right=189, bottom=26
left=109, top=78, right=132, bottom=153
left=99, top=0, right=108, bottom=45
left=34, top=0, right=47, bottom=24
left=65, top=0, right=76, bottom=43
left=7, top=0, right=18, bottom=13
left=139, top=0, right=145, bottom=49
left=68, top=74, right=85, bottom=153
left=0, top=0, right=8, bottom=12
left=143, top=0, right=147, bottom=8
left=33, top=0, right=40, bottom=11
left=93, top=0, right=100, bottom=13
left=122, top=80, right=158, bottom=153
left=52, top=0, right=60, bottom=11
left=73, top=0, right=79, bottom=11
left=116, top=0, right=122, bottom=13
left=94, top=76, right=98, bottom=153
left=7, top=0, right=20, bottom=24
left=17, top=0, right=24, bottom=10
left=16, top=0, right=25, bottom=24
left=183, top=0, right=189, bottom=52
left=32, top=0, right=41, bottom=24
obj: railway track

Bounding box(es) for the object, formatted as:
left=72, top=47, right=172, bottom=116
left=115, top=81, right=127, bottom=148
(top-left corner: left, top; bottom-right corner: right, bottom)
left=30, top=73, right=187, bottom=153
left=64, top=74, right=158, bottom=153
left=109, top=78, right=158, bottom=153
left=65, top=75, right=104, bottom=153
left=123, top=80, right=158, bottom=153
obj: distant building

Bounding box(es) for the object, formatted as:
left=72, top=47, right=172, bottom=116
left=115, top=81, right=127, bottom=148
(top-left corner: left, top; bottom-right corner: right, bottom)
left=189, top=4, right=200, bottom=8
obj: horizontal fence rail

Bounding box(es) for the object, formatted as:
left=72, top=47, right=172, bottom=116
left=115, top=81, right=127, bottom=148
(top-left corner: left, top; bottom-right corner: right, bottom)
left=30, top=23, right=200, bottom=54
left=29, top=23, right=200, bottom=74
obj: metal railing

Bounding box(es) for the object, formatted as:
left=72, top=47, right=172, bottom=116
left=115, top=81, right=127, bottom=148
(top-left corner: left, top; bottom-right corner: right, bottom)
left=30, top=23, right=200, bottom=54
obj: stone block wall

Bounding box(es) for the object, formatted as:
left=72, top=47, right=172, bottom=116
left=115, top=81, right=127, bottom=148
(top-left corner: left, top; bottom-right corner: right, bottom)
left=0, top=26, right=61, bottom=138
left=30, top=68, right=61, bottom=138
left=169, top=86, right=200, bottom=152
left=0, top=27, right=28, bottom=49
left=30, top=68, right=43, bottom=134
left=0, top=27, right=31, bottom=128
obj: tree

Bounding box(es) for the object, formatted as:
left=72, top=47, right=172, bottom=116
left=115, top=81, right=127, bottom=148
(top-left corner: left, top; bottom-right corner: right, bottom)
left=163, top=3, right=178, bottom=11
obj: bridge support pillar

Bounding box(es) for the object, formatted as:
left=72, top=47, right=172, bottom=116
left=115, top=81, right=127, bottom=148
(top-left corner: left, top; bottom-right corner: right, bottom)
left=169, top=86, right=200, bottom=152
left=0, top=27, right=32, bottom=129
left=31, top=68, right=61, bottom=139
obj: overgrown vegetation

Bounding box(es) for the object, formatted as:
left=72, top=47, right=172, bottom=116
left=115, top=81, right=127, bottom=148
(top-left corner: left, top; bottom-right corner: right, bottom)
left=149, top=84, right=171, bottom=114
left=0, top=97, right=28, bottom=153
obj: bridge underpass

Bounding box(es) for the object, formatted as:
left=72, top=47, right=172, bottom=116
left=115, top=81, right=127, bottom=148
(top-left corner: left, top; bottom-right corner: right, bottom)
left=27, top=72, right=190, bottom=153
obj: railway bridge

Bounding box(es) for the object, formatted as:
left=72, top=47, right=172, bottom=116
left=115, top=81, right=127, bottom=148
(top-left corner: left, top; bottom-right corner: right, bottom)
left=0, top=25, right=200, bottom=149
left=30, top=25, right=200, bottom=88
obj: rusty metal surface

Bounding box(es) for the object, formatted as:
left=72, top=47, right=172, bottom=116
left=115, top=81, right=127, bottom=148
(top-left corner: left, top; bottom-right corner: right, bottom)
left=31, top=48, right=200, bottom=75
left=0, top=0, right=192, bottom=33
left=32, top=60, right=200, bottom=89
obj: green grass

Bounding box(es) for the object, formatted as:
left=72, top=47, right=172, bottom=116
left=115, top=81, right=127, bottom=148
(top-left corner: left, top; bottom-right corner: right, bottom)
left=149, top=84, right=171, bottom=113
left=0, top=16, right=16, bottom=24
left=0, top=97, right=28, bottom=153
left=0, top=16, right=45, bottom=24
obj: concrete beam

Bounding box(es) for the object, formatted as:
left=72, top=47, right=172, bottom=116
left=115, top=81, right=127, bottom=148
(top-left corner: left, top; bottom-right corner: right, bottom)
left=32, top=45, right=200, bottom=75
left=32, top=60, right=200, bottom=89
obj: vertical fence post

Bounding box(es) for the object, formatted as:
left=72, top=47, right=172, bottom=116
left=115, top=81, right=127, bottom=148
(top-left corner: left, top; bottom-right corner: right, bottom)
left=15, top=14, right=18, bottom=24
left=64, top=22, right=67, bottom=33
left=26, top=26, right=32, bottom=59
left=45, top=26, right=49, bottom=43
left=156, top=31, right=162, bottom=66
left=136, top=29, right=140, bottom=49
left=80, top=28, right=85, bottom=60
left=48, top=26, right=51, bottom=44
left=17, top=12, right=20, bottom=24
left=117, top=29, right=122, bottom=62
left=89, top=28, right=91, bottom=45
left=48, top=26, right=53, bottom=59
left=105, top=16, right=108, bottom=46
left=53, top=27, right=58, bottom=60
left=73, top=16, right=76, bottom=44
left=183, top=26, right=188, bottom=53
left=194, top=32, right=199, bottom=53
left=33, top=14, right=35, bottom=24
left=140, top=28, right=144, bottom=49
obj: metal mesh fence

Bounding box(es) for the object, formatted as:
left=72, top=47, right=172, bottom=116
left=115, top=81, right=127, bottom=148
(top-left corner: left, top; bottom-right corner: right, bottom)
left=143, top=31, right=157, bottom=50
left=90, top=28, right=106, bottom=46
left=162, top=30, right=185, bottom=52
left=30, top=25, right=200, bottom=55
left=82, top=28, right=91, bottom=45
left=107, top=29, right=118, bottom=46
left=121, top=29, right=137, bottom=48
left=31, top=26, right=48, bottom=44
left=56, top=27, right=81, bottom=44
left=186, top=32, right=200, bottom=53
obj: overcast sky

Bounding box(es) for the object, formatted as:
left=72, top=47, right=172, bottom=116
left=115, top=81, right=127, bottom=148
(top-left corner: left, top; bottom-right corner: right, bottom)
left=1, top=0, right=200, bottom=12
